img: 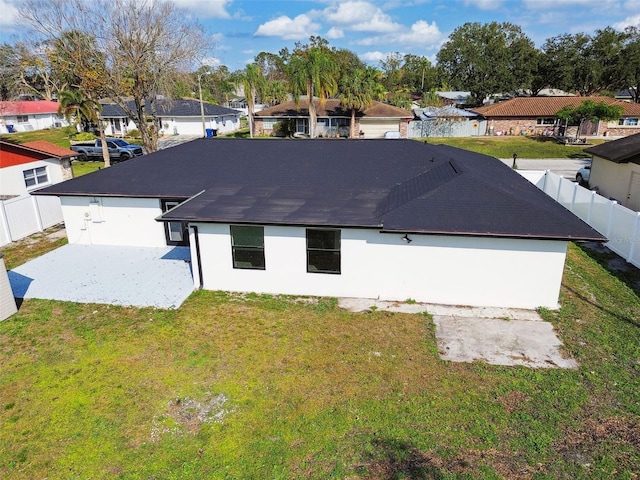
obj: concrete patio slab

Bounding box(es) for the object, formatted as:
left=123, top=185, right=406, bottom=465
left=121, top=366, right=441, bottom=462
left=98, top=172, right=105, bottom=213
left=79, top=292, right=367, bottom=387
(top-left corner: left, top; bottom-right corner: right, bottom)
left=338, top=298, right=577, bottom=369
left=9, top=244, right=195, bottom=309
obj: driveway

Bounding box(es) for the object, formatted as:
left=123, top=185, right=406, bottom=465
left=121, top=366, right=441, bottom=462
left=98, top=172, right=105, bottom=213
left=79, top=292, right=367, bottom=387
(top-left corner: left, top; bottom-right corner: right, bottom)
left=9, top=244, right=195, bottom=309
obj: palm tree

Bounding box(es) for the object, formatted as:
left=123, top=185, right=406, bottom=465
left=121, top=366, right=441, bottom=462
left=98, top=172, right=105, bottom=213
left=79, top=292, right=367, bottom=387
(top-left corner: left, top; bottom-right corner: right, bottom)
left=57, top=88, right=111, bottom=167
left=338, top=67, right=384, bottom=138
left=57, top=88, right=99, bottom=132
left=288, top=46, right=339, bottom=138
left=239, top=63, right=264, bottom=138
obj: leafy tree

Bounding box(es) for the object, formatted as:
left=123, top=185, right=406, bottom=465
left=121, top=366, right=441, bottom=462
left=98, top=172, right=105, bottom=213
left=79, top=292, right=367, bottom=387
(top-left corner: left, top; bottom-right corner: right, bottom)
left=287, top=37, right=339, bottom=138
left=540, top=29, right=626, bottom=95
left=437, top=22, right=536, bottom=106
left=379, top=53, right=404, bottom=93
left=621, top=26, right=640, bottom=103
left=401, top=54, right=437, bottom=96
left=556, top=100, right=623, bottom=140
left=338, top=66, right=384, bottom=138
left=20, top=0, right=207, bottom=153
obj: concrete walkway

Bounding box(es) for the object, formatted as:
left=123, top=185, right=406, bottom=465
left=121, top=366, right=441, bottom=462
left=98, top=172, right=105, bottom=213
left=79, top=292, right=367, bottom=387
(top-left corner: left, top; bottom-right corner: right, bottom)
left=338, top=298, right=577, bottom=369
left=9, top=244, right=195, bottom=309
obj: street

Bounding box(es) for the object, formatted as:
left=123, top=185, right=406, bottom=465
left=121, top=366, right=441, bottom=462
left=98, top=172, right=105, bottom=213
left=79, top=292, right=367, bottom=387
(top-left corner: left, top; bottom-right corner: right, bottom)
left=498, top=157, right=591, bottom=179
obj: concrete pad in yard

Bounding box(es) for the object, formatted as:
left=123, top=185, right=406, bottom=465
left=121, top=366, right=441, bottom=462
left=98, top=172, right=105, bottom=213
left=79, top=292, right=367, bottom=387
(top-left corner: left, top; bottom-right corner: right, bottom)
left=338, top=298, right=577, bottom=369
left=433, top=316, right=578, bottom=369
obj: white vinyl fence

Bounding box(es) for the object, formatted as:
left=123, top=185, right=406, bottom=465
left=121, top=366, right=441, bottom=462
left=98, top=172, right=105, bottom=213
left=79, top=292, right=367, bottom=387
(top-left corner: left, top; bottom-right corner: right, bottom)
left=0, top=195, right=63, bottom=247
left=523, top=170, right=640, bottom=268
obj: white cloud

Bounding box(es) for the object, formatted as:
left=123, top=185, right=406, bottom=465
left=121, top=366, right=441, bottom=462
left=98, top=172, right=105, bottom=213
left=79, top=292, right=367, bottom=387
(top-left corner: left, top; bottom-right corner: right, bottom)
left=202, top=56, right=222, bottom=67
left=0, top=0, right=20, bottom=27
left=254, top=14, right=320, bottom=40
left=613, top=14, right=640, bottom=30
left=356, top=20, right=444, bottom=49
left=395, top=20, right=442, bottom=45
left=170, top=0, right=232, bottom=18
left=323, top=1, right=402, bottom=33
left=326, top=27, right=344, bottom=39
left=360, top=51, right=387, bottom=63
left=463, top=0, right=503, bottom=10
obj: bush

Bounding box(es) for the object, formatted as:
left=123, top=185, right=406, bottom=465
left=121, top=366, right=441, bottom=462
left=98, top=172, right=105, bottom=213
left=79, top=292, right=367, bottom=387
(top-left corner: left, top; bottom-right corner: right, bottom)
left=273, top=119, right=296, bottom=137
left=70, top=132, right=96, bottom=141
left=127, top=129, right=140, bottom=139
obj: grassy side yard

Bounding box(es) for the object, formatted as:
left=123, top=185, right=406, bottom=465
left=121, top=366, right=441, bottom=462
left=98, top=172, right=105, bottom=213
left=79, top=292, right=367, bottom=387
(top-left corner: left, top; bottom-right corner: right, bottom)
left=425, top=136, right=604, bottom=159
left=1, top=242, right=639, bottom=479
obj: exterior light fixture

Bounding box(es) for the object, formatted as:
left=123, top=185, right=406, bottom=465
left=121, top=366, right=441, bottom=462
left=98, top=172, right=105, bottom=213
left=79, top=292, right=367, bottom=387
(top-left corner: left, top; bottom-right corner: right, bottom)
left=402, top=234, right=412, bottom=243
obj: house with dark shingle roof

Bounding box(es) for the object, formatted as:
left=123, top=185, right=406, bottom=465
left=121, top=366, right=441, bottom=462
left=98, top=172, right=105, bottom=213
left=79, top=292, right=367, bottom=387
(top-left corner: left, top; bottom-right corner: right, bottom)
left=254, top=99, right=412, bottom=138
left=33, top=138, right=604, bottom=309
left=584, top=133, right=640, bottom=211
left=100, top=98, right=242, bottom=137
left=471, top=97, right=640, bottom=138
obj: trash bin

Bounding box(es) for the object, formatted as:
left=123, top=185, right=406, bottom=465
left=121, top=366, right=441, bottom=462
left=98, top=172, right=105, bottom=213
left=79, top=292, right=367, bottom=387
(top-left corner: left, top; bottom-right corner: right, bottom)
left=211, top=129, right=217, bottom=137
left=6, top=125, right=15, bottom=133
left=205, top=128, right=214, bottom=138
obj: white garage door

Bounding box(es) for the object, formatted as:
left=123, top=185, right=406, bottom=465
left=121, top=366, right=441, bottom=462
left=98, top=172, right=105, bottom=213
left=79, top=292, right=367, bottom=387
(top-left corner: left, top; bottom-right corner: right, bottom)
left=360, top=120, right=401, bottom=139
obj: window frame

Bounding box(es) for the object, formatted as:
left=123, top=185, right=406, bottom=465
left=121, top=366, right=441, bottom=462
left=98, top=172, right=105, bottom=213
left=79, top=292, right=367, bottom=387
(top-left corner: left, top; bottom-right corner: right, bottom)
left=16, top=115, right=28, bottom=123
left=618, top=117, right=639, bottom=126
left=536, top=117, right=556, bottom=126
left=230, top=225, right=266, bottom=270
left=306, top=228, right=341, bottom=275
left=23, top=166, right=49, bottom=189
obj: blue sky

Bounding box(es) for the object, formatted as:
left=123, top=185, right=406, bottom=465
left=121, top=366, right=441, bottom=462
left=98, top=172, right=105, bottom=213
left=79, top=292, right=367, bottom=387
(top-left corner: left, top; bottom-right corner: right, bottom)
left=1, top=0, right=639, bottom=72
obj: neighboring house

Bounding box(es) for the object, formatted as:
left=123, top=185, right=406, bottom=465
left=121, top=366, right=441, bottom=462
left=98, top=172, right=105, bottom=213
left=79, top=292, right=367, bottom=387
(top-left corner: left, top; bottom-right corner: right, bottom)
left=226, top=97, right=268, bottom=117
left=100, top=98, right=242, bottom=137
left=436, top=91, right=471, bottom=107
left=0, top=100, right=69, bottom=134
left=584, top=133, right=640, bottom=211
left=471, top=96, right=640, bottom=138
left=409, top=106, right=483, bottom=138
left=254, top=99, right=412, bottom=138
left=34, top=139, right=604, bottom=309
left=0, top=140, right=75, bottom=198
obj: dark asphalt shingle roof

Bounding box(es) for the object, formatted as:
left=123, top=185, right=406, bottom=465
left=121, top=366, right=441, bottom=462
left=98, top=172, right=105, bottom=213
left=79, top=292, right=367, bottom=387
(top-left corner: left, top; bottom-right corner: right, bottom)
left=34, top=138, right=604, bottom=241
left=100, top=98, right=241, bottom=118
left=584, top=133, right=640, bottom=164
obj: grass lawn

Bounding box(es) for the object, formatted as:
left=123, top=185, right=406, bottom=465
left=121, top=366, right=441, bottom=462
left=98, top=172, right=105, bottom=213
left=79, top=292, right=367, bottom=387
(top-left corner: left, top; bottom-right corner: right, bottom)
left=1, top=239, right=639, bottom=478
left=0, top=128, right=74, bottom=149
left=425, top=136, right=604, bottom=159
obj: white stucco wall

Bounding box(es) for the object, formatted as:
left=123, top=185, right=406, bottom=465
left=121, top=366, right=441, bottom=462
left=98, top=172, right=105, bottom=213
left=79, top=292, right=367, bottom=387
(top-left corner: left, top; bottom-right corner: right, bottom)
left=103, top=115, right=241, bottom=137
left=190, top=224, right=568, bottom=309
left=60, top=196, right=167, bottom=247
left=590, top=156, right=640, bottom=209
left=0, top=159, right=66, bottom=197
left=0, top=114, right=68, bottom=133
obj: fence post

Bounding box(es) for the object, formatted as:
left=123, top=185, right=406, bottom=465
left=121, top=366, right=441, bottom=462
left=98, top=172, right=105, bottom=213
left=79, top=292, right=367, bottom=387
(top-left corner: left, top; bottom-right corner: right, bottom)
left=606, top=200, right=617, bottom=239
left=556, top=174, right=563, bottom=201
left=542, top=170, right=549, bottom=194
left=628, top=213, right=640, bottom=264
left=570, top=182, right=578, bottom=212
left=587, top=191, right=596, bottom=223
left=0, top=200, right=12, bottom=245
left=31, top=195, right=44, bottom=232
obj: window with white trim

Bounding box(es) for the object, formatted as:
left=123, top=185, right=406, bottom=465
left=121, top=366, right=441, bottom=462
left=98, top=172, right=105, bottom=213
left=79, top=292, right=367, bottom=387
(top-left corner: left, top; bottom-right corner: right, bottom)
left=306, top=229, right=341, bottom=274
left=262, top=118, right=277, bottom=129
left=230, top=225, right=265, bottom=270
left=536, top=117, right=556, bottom=125
left=618, top=117, right=639, bottom=126
left=23, top=166, right=48, bottom=188
left=16, top=115, right=28, bottom=123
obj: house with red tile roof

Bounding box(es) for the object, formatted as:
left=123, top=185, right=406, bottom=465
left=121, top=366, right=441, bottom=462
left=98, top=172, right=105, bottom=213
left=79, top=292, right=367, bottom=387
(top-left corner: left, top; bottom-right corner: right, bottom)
left=471, top=97, right=640, bottom=138
left=0, top=140, right=75, bottom=198
left=254, top=99, right=412, bottom=138
left=0, top=100, right=70, bottom=134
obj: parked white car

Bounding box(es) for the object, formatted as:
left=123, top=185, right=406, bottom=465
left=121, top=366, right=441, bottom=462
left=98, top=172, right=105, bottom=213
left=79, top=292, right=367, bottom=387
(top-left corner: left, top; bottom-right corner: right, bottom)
left=576, top=165, right=591, bottom=185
